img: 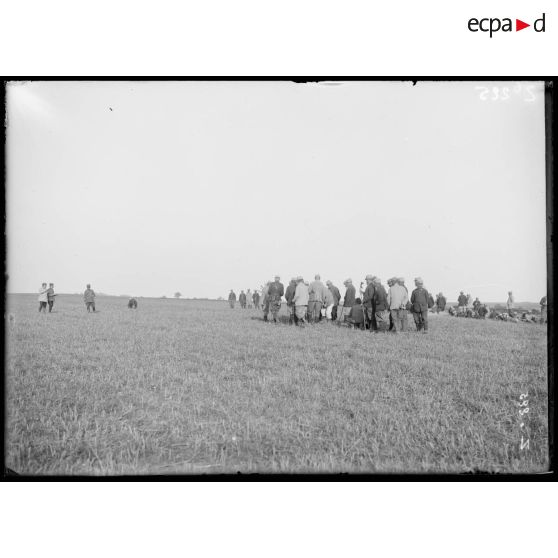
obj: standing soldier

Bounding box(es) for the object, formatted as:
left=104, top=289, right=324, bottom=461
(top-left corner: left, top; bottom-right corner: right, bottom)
left=285, top=278, right=297, bottom=325
left=47, top=282, right=56, bottom=313
left=411, top=278, right=432, bottom=333
left=362, top=275, right=376, bottom=331
left=246, top=289, right=252, bottom=309
left=341, top=278, right=356, bottom=322
left=264, top=275, right=284, bottom=323
left=457, top=291, right=468, bottom=314
left=84, top=284, right=96, bottom=313
left=326, top=280, right=341, bottom=321
left=387, top=278, right=396, bottom=330
left=228, top=289, right=237, bottom=309
left=436, top=292, right=446, bottom=313
left=293, top=276, right=309, bottom=327
left=398, top=278, right=409, bottom=329
left=540, top=295, right=547, bottom=324
left=308, top=274, right=326, bottom=324
left=387, top=277, right=409, bottom=333
left=253, top=290, right=260, bottom=310
left=322, top=284, right=335, bottom=320
left=373, top=278, right=389, bottom=332
left=239, top=290, right=247, bottom=309
left=38, top=282, right=48, bottom=313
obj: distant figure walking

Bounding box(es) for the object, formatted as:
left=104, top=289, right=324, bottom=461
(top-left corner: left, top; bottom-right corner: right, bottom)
left=84, top=284, right=96, bottom=312
left=47, top=283, right=56, bottom=312
left=540, top=295, right=547, bottom=324
left=38, top=283, right=48, bottom=313
left=507, top=291, right=515, bottom=315
left=239, top=290, right=247, bottom=309
left=253, top=290, right=260, bottom=310
left=246, top=289, right=252, bottom=308
left=128, top=297, right=138, bottom=309
left=228, top=290, right=237, bottom=309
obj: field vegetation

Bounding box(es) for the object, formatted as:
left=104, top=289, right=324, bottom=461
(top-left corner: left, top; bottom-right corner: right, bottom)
left=5, top=294, right=549, bottom=474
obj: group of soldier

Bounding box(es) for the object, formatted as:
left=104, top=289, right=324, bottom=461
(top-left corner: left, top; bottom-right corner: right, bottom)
left=229, top=274, right=438, bottom=333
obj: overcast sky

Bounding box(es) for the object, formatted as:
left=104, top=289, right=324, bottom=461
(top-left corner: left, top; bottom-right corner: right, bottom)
left=6, top=81, right=547, bottom=301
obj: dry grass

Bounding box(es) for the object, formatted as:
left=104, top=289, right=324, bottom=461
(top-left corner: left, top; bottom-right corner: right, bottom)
left=5, top=294, right=549, bottom=475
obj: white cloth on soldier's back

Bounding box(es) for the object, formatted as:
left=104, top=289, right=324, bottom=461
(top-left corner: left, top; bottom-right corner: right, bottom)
left=293, top=282, right=309, bottom=306
left=387, top=284, right=408, bottom=310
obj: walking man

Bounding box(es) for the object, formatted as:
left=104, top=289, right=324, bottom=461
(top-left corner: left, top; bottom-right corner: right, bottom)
left=387, top=277, right=409, bottom=333
left=253, top=290, right=260, bottom=310
left=411, top=277, right=431, bottom=333
left=228, top=289, right=236, bottom=309
left=47, top=283, right=56, bottom=312
left=264, top=275, right=284, bottom=323
left=246, top=289, right=252, bottom=309
left=293, top=276, right=309, bottom=327
left=38, top=282, right=48, bottom=313
left=84, top=284, right=96, bottom=312
left=239, top=290, right=247, bottom=309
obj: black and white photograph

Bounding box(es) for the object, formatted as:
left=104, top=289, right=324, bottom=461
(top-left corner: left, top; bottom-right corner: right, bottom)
left=4, top=79, right=552, bottom=475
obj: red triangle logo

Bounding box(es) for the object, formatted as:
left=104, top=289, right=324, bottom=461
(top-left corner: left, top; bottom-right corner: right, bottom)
left=516, top=19, right=530, bottom=31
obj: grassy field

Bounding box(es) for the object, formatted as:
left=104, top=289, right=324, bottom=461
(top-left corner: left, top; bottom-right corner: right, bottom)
left=5, top=294, right=549, bottom=475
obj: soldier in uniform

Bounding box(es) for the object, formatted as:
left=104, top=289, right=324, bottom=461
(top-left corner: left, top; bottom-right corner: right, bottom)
left=326, top=280, right=341, bottom=321
left=373, top=277, right=389, bottom=332
left=253, top=290, right=260, bottom=310
left=436, top=292, right=446, bottom=313
left=246, top=289, right=252, bottom=309
left=264, top=275, right=284, bottom=323
left=411, top=277, right=432, bottom=333
left=228, top=290, right=236, bottom=309
left=362, top=275, right=376, bottom=331
left=84, top=284, right=96, bottom=312
left=293, top=276, right=309, bottom=327
left=239, top=290, right=247, bottom=309
left=285, top=278, right=297, bottom=325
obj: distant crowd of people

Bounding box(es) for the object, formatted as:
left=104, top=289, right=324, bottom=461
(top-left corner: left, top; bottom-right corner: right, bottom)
left=228, top=279, right=549, bottom=330
left=229, top=275, right=438, bottom=333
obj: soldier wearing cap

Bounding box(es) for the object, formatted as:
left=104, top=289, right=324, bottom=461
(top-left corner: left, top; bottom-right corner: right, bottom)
left=293, top=276, right=309, bottom=327
left=387, top=277, right=409, bottom=333
left=308, top=274, right=327, bottom=324
left=228, top=289, right=237, bottom=309
left=373, top=277, right=389, bottom=332
left=285, top=277, right=298, bottom=325
left=411, top=277, right=432, bottom=333
left=264, top=275, right=284, bottom=323
left=362, top=275, right=376, bottom=331
left=342, top=278, right=356, bottom=315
